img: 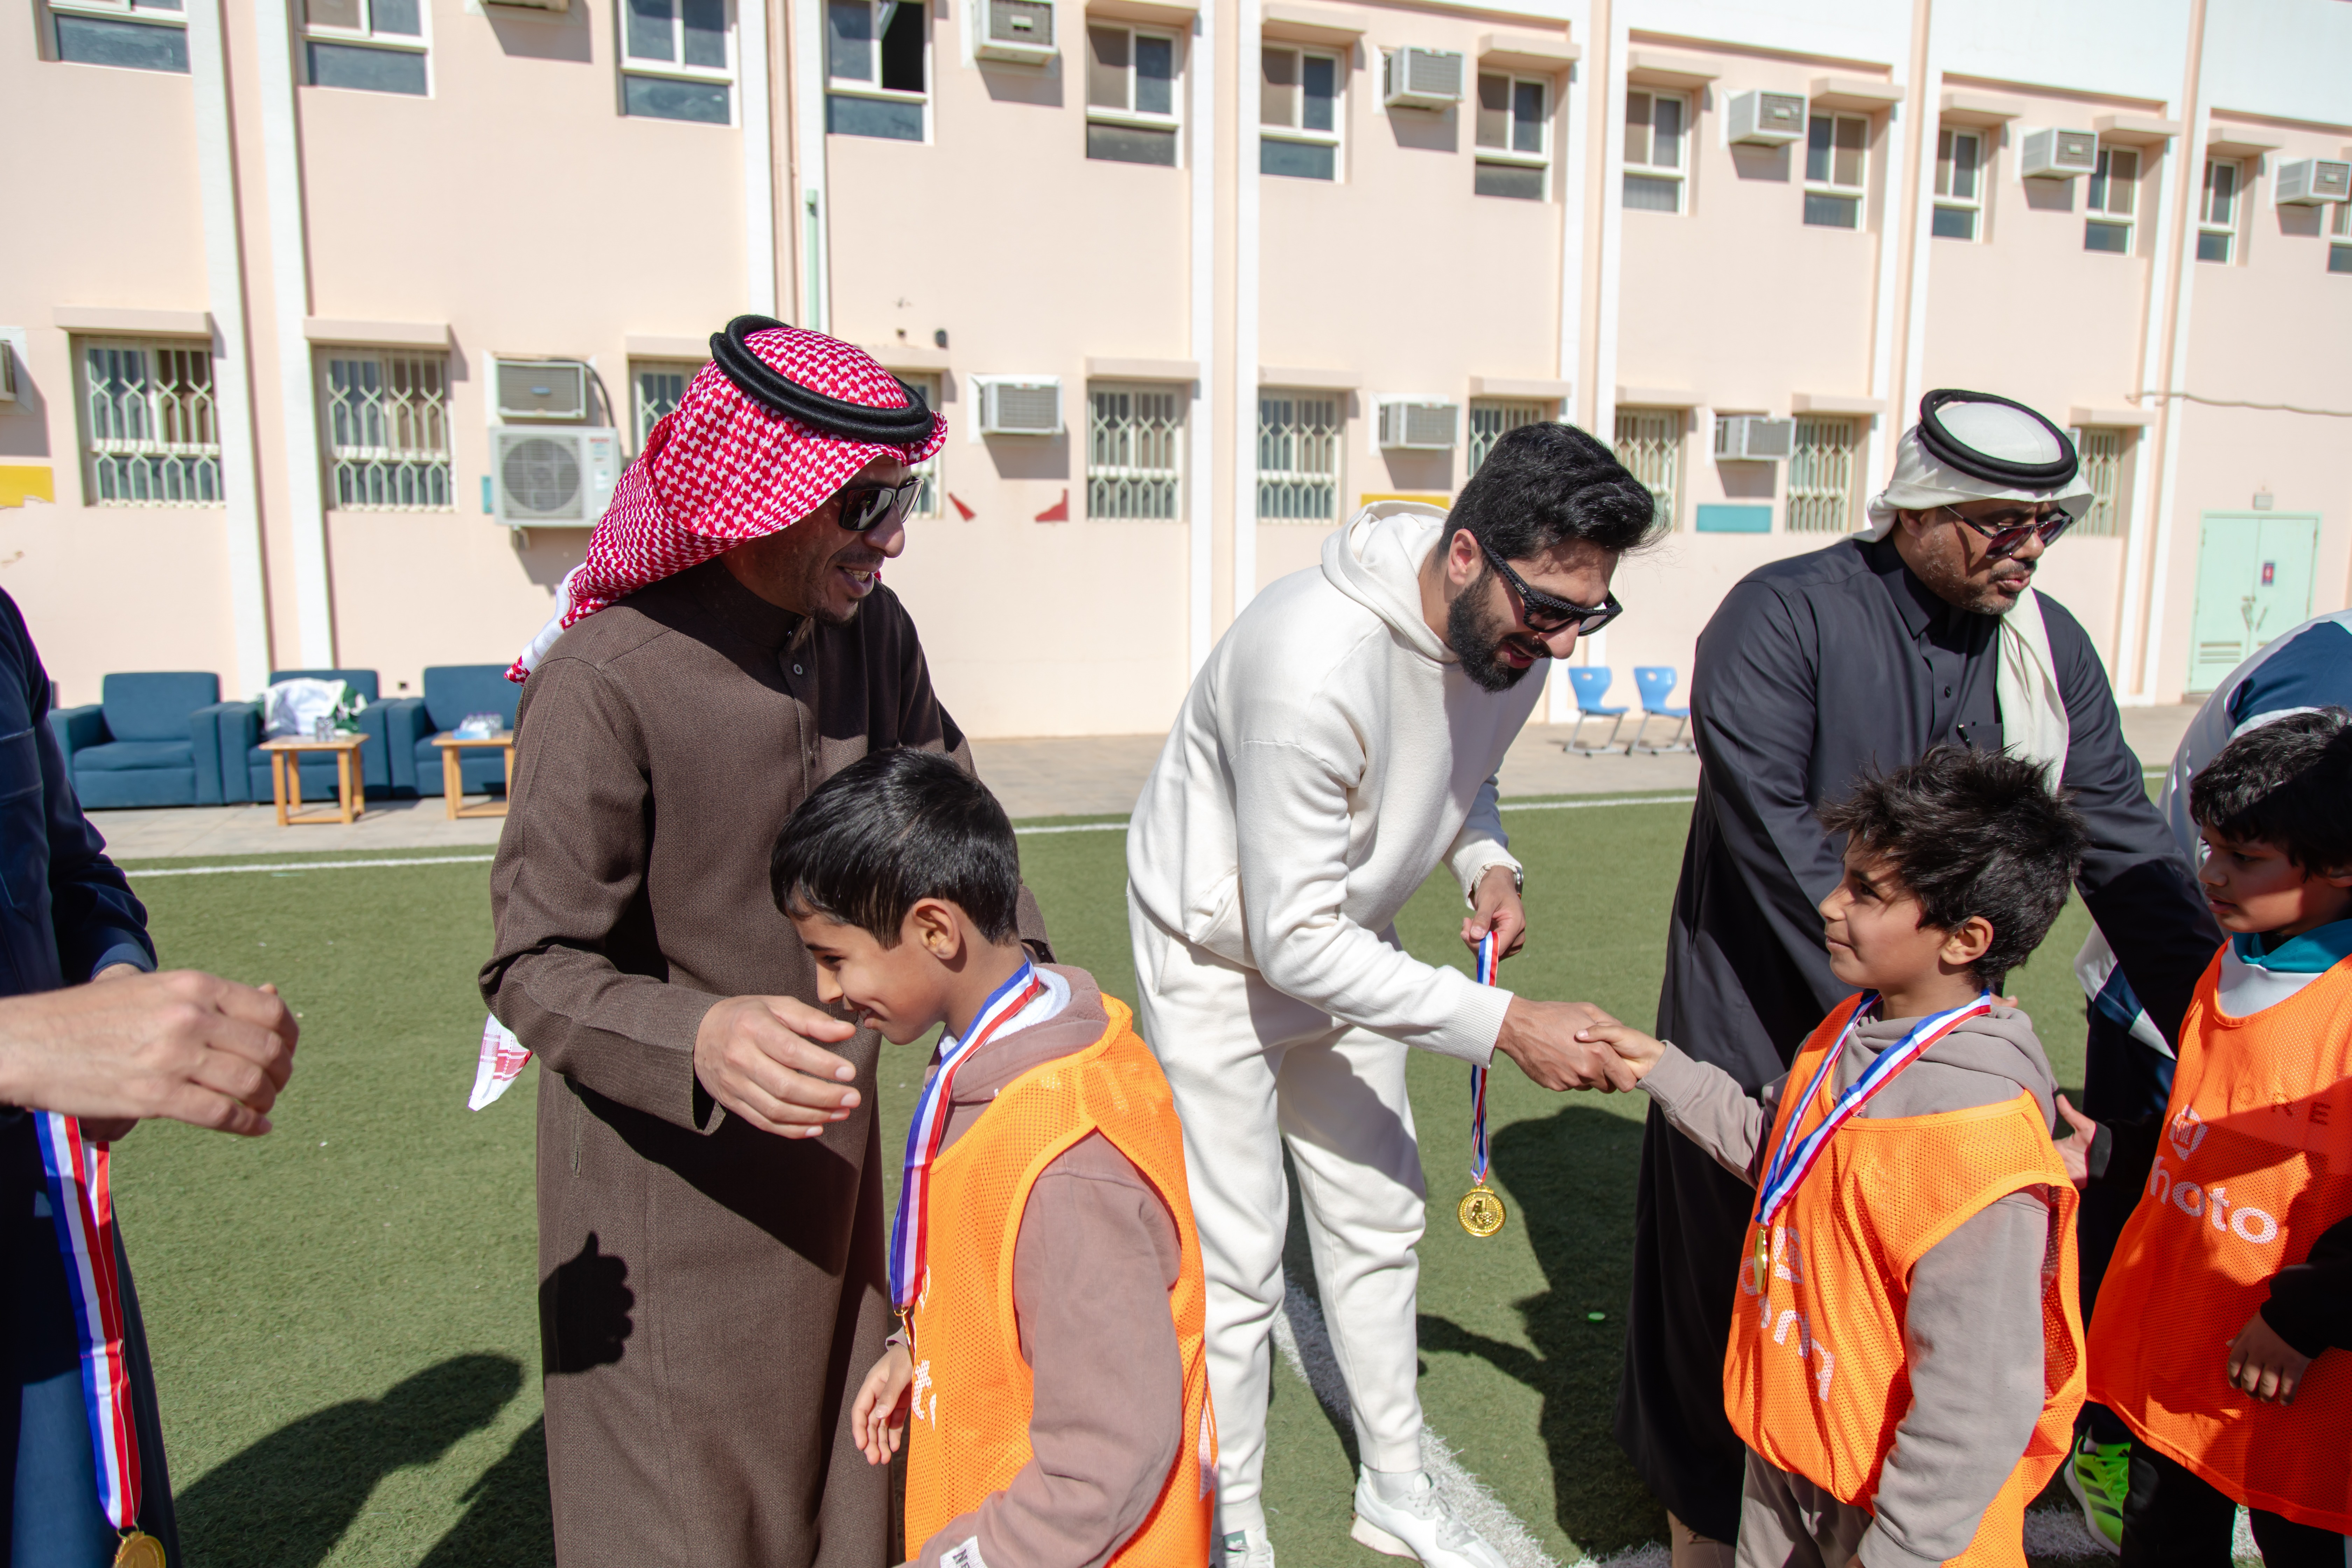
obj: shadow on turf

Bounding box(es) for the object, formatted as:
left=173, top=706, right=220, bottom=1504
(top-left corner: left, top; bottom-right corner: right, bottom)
left=176, top=1352, right=526, bottom=1567
left=1417, top=1102, right=1669, bottom=1556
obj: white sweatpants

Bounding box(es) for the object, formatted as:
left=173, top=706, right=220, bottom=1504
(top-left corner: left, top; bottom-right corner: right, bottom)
left=1127, top=888, right=1429, bottom=1535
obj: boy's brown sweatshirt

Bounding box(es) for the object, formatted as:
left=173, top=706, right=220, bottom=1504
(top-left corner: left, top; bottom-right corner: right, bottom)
left=1640, top=1003, right=2062, bottom=1568
left=907, top=965, right=1185, bottom=1568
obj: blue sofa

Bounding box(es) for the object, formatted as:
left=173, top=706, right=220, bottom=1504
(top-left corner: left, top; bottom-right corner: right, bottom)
left=215, top=668, right=428, bottom=804
left=49, top=672, right=227, bottom=808
left=413, top=665, right=520, bottom=799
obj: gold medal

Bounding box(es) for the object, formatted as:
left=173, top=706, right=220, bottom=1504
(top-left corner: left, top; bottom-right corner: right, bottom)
left=1457, top=1183, right=1506, bottom=1238
left=114, top=1531, right=167, bottom=1568
left=1753, top=1226, right=1772, bottom=1309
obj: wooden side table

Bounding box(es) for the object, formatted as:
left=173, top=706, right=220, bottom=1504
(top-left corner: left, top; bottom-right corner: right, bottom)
left=432, top=732, right=516, bottom=819
left=259, top=735, right=369, bottom=826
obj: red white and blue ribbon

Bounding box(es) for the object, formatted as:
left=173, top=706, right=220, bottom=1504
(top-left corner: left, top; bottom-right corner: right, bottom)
left=889, top=961, right=1048, bottom=1315
left=32, top=1112, right=141, bottom=1533
left=1752, top=990, right=1995, bottom=1234
left=1470, top=934, right=1497, bottom=1188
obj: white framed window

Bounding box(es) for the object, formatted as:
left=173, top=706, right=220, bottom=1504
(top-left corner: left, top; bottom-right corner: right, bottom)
left=1257, top=390, right=1342, bottom=520
left=1932, top=127, right=1983, bottom=240
left=301, top=0, right=426, bottom=94
left=2333, top=199, right=2352, bottom=274
left=2068, top=426, right=2129, bottom=538
left=623, top=0, right=732, bottom=125
left=1623, top=89, right=1687, bottom=212
left=77, top=339, right=222, bottom=506
left=630, top=359, right=702, bottom=450
left=1087, top=24, right=1180, bottom=166
left=827, top=0, right=924, bottom=142
left=1612, top=407, right=1682, bottom=530
left=1261, top=45, right=1341, bottom=182
left=896, top=372, right=943, bottom=518
left=1787, top=416, right=1861, bottom=532
left=322, top=352, right=452, bottom=512
left=1468, top=399, right=1548, bottom=473
left=1474, top=74, right=1548, bottom=201
left=1087, top=383, right=1185, bottom=520
left=2197, top=158, right=2240, bottom=264
left=1803, top=111, right=1868, bottom=229
left=2085, top=146, right=2138, bottom=253
left=46, top=0, right=188, bottom=73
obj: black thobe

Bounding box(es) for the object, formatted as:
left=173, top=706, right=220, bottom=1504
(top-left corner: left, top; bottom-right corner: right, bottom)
left=1616, top=536, right=2221, bottom=1538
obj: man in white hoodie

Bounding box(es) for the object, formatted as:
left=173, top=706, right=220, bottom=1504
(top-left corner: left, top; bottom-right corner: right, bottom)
left=1126, top=422, right=1661, bottom=1568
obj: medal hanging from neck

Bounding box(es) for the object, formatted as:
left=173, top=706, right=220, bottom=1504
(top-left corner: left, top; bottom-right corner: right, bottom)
left=31, top=1114, right=167, bottom=1567
left=1748, top=990, right=1993, bottom=1312
left=1457, top=934, right=1507, bottom=1238
left=888, top=962, right=1048, bottom=1349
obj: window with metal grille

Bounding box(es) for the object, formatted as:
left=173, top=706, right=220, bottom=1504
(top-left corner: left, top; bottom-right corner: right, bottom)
left=79, top=340, right=221, bottom=506
left=632, top=359, right=702, bottom=449
left=1261, top=46, right=1340, bottom=181
left=1257, top=391, right=1342, bottom=521
left=624, top=0, right=732, bottom=125
left=828, top=0, right=924, bottom=141
left=1623, top=89, right=1687, bottom=212
left=1088, top=384, right=1184, bottom=520
left=1468, top=399, right=1546, bottom=473
left=900, top=372, right=944, bottom=518
left=1612, top=407, right=1681, bottom=530
left=1803, top=112, right=1868, bottom=229
left=2071, top=426, right=2128, bottom=538
left=2085, top=146, right=2138, bottom=253
left=1933, top=127, right=1982, bottom=240
left=323, top=353, right=453, bottom=511
left=1474, top=74, right=1547, bottom=201
left=2197, top=159, right=2240, bottom=264
left=1087, top=24, right=1180, bottom=166
left=47, top=0, right=188, bottom=72
left=302, top=0, right=427, bottom=94
left=2334, top=198, right=2352, bottom=274
left=1786, top=416, right=1860, bottom=532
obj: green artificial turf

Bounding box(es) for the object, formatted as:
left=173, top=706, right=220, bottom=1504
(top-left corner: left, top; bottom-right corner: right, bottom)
left=110, top=794, right=2096, bottom=1567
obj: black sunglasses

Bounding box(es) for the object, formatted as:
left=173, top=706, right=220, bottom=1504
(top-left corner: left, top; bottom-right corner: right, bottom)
left=1937, top=503, right=2074, bottom=560
left=1477, top=539, right=1624, bottom=636
left=833, top=476, right=927, bottom=532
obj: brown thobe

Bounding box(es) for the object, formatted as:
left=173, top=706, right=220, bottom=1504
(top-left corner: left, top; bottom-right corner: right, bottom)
left=479, top=559, right=1050, bottom=1568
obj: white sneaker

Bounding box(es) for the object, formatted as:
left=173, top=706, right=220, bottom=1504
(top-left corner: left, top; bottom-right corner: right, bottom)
left=1217, top=1527, right=1276, bottom=1568
left=1350, top=1469, right=1509, bottom=1568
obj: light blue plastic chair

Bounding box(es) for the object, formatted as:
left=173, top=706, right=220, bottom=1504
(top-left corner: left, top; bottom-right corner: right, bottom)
left=1565, top=666, right=1629, bottom=754
left=1630, top=665, right=1693, bottom=753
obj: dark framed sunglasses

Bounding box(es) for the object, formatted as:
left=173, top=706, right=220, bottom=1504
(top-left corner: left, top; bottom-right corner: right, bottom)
left=833, top=476, right=927, bottom=532
left=1477, top=539, right=1624, bottom=636
left=1937, top=503, right=2074, bottom=560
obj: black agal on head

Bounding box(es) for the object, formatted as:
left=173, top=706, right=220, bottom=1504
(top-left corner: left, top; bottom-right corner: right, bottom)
left=1916, top=388, right=2079, bottom=489
left=707, top=314, right=936, bottom=445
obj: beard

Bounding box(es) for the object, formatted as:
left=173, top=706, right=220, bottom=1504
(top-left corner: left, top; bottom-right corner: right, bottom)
left=1447, top=571, right=1540, bottom=693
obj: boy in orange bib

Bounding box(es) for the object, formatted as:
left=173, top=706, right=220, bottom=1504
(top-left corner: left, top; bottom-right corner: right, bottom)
left=770, top=747, right=1214, bottom=1568
left=1588, top=747, right=2091, bottom=1568
left=2085, top=708, right=2352, bottom=1566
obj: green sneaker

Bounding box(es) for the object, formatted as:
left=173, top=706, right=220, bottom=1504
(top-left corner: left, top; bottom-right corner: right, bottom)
left=2064, top=1433, right=2130, bottom=1554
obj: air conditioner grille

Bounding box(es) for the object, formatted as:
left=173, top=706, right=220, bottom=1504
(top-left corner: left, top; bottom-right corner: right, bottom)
left=2053, top=130, right=2098, bottom=167
left=990, top=0, right=1052, bottom=46
left=502, top=434, right=585, bottom=518
left=496, top=361, right=589, bottom=421
left=1404, top=403, right=1455, bottom=446
left=1754, top=93, right=1805, bottom=132
left=993, top=384, right=1060, bottom=432
left=1405, top=49, right=1461, bottom=99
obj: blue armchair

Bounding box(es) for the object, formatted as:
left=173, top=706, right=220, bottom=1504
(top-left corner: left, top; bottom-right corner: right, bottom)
left=413, top=665, right=520, bottom=799
left=213, top=669, right=430, bottom=804
left=49, top=672, right=226, bottom=808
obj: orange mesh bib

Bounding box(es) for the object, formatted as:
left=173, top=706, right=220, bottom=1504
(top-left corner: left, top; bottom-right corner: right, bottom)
left=1723, top=999, right=2085, bottom=1568
left=904, top=998, right=1214, bottom=1563
left=2087, top=951, right=2352, bottom=1534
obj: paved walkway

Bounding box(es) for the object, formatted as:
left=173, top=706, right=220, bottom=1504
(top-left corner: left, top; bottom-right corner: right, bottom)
left=93, top=704, right=2202, bottom=860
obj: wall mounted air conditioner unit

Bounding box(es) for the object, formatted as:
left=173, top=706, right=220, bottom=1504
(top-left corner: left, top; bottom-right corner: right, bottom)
left=1728, top=90, right=1807, bottom=146
left=975, top=0, right=1055, bottom=62
left=2275, top=158, right=2352, bottom=205
left=975, top=377, right=1064, bottom=435
left=1713, top=415, right=1795, bottom=461
left=2021, top=128, right=2099, bottom=179
left=495, top=359, right=592, bottom=422
left=1376, top=399, right=1459, bottom=450
left=1382, top=48, right=1465, bottom=110
left=492, top=427, right=619, bottom=525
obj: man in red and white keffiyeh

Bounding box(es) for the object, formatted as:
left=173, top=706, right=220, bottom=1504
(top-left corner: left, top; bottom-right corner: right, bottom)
left=477, top=318, right=1054, bottom=1568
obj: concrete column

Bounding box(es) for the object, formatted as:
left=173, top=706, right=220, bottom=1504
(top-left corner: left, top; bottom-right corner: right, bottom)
left=1188, top=0, right=1218, bottom=673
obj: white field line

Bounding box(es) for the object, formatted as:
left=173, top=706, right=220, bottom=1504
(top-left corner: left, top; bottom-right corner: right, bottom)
left=130, top=854, right=496, bottom=877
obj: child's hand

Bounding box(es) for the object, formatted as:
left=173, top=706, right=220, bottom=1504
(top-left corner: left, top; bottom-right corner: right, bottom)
left=1578, top=1021, right=1667, bottom=1092
left=2054, top=1095, right=2100, bottom=1190
left=851, top=1343, right=913, bottom=1465
left=2226, top=1313, right=2312, bottom=1405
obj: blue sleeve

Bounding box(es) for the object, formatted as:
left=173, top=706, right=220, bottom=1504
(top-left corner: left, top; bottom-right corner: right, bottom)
left=2226, top=620, right=2352, bottom=728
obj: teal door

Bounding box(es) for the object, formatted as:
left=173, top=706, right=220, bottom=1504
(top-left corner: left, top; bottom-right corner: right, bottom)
left=2188, top=513, right=2319, bottom=691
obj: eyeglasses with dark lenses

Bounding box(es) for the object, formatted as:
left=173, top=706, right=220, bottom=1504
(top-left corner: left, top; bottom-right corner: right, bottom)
left=1938, top=503, right=2074, bottom=560
left=833, top=477, right=927, bottom=532
left=1477, top=539, right=1625, bottom=636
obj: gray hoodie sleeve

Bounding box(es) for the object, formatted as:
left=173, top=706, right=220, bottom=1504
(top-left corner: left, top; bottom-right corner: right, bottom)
left=1640, top=1042, right=1778, bottom=1184
left=1858, top=1190, right=2053, bottom=1568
